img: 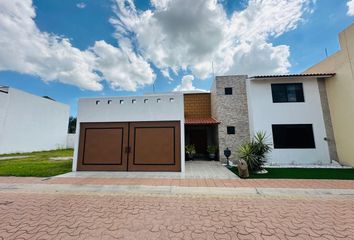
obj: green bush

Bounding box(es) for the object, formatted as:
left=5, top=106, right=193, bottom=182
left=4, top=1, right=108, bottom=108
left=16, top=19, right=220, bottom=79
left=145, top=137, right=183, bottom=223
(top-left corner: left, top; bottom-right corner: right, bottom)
left=185, top=145, right=196, bottom=156
left=237, top=131, right=271, bottom=172
left=207, top=144, right=218, bottom=154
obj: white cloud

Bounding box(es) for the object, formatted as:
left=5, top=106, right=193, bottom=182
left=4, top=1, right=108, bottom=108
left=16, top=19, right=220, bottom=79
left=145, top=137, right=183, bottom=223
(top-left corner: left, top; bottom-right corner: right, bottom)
left=348, top=0, right=354, bottom=16
left=173, top=75, right=206, bottom=92
left=91, top=40, right=155, bottom=91
left=0, top=0, right=155, bottom=91
left=76, top=2, right=86, bottom=9
left=160, top=68, right=173, bottom=81
left=0, top=0, right=315, bottom=92
left=111, top=0, right=314, bottom=79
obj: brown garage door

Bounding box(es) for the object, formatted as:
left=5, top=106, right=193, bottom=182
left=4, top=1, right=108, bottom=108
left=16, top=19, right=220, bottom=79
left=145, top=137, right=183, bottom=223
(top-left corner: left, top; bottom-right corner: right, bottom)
left=128, top=122, right=180, bottom=171
left=77, top=121, right=180, bottom=171
left=77, top=122, right=129, bottom=171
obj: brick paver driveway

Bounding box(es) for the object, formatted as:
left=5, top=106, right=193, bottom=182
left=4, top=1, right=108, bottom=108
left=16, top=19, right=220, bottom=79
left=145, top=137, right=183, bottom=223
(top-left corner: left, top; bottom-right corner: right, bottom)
left=1, top=187, right=354, bottom=240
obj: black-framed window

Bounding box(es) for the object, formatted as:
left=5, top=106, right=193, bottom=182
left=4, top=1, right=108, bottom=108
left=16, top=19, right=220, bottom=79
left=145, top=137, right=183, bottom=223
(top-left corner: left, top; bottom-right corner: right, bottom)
left=272, top=124, right=315, bottom=149
left=227, top=126, right=235, bottom=134
left=224, top=87, right=233, bottom=95
left=271, top=83, right=304, bottom=103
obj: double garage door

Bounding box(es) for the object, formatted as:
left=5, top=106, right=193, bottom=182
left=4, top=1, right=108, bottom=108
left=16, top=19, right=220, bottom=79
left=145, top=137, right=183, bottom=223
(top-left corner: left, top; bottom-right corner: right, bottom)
left=77, top=121, right=181, bottom=171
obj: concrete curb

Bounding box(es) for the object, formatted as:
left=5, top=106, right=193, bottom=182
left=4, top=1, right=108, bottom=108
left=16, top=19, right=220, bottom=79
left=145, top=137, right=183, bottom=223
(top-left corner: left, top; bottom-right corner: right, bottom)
left=1, top=183, right=354, bottom=197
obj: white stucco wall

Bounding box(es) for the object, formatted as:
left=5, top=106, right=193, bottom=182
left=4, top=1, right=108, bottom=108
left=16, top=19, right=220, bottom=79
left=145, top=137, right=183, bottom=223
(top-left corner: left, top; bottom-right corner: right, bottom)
left=0, top=90, right=10, bottom=140
left=0, top=88, right=70, bottom=154
left=247, top=77, right=331, bottom=165
left=66, top=133, right=76, bottom=149
left=73, top=93, right=185, bottom=172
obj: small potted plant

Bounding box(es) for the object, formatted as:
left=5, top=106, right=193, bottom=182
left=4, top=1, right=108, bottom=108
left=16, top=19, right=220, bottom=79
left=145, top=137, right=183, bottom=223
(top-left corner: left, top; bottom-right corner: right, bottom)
left=185, top=144, right=196, bottom=160
left=207, top=144, right=218, bottom=160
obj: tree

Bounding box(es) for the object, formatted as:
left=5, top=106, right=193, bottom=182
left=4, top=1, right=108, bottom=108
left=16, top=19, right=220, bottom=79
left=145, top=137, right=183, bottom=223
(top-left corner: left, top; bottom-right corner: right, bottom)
left=68, top=116, right=77, bottom=134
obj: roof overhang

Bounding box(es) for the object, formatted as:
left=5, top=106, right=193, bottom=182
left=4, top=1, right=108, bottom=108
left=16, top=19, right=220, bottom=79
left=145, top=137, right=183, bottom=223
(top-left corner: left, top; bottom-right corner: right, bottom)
left=185, top=117, right=220, bottom=125
left=249, top=73, right=335, bottom=80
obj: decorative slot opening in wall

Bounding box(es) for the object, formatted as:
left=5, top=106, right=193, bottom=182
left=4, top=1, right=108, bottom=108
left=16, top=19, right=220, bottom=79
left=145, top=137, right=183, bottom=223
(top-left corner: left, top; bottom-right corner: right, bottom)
left=107, top=100, right=112, bottom=104
left=132, top=99, right=136, bottom=104
left=120, top=100, right=124, bottom=104
left=144, top=99, right=149, bottom=103
left=169, top=98, right=174, bottom=102
left=157, top=98, right=161, bottom=103
left=95, top=100, right=100, bottom=105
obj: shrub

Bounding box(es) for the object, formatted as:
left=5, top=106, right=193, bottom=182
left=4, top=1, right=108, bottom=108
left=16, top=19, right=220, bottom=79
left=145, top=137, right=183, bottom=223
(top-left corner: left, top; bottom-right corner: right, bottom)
left=185, top=145, right=196, bottom=156
left=207, top=145, right=218, bottom=154
left=237, top=131, right=271, bottom=172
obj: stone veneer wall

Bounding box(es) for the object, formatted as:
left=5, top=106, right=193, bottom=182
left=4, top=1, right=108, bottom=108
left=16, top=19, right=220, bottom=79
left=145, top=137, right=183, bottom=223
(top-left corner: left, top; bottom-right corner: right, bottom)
left=211, top=75, right=250, bottom=163
left=317, top=78, right=338, bottom=162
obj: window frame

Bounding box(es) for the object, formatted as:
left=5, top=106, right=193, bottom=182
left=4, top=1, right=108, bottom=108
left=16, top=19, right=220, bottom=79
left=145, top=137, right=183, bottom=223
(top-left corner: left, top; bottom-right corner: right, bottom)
left=272, top=124, right=316, bottom=149
left=271, top=83, right=305, bottom=103
left=227, top=126, right=235, bottom=135
left=224, top=87, right=233, bottom=95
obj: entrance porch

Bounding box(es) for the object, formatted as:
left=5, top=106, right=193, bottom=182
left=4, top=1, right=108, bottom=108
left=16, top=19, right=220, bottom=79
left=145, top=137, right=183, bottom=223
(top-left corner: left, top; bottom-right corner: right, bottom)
left=185, top=118, right=219, bottom=160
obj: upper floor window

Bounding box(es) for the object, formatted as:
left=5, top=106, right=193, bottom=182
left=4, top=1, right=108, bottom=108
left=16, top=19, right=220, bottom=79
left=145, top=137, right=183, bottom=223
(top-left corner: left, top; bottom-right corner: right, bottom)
left=271, top=83, right=304, bottom=103
left=224, top=87, right=233, bottom=95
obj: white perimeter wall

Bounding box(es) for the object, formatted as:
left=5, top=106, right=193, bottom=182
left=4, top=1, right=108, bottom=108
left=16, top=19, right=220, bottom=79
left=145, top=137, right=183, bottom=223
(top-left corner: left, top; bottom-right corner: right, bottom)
left=66, top=133, right=76, bottom=149
left=73, top=93, right=185, bottom=172
left=0, top=88, right=70, bottom=154
left=247, top=77, right=331, bottom=165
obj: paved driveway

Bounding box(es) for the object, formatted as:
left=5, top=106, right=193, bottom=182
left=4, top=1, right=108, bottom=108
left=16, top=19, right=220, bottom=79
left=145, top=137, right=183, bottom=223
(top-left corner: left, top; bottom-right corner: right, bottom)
left=58, top=161, right=239, bottom=179
left=0, top=178, right=354, bottom=240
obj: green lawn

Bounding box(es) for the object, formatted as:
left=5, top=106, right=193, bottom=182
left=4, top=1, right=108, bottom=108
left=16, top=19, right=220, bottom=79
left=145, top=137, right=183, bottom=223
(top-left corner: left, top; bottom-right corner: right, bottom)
left=0, top=149, right=73, bottom=177
left=229, top=166, right=354, bottom=180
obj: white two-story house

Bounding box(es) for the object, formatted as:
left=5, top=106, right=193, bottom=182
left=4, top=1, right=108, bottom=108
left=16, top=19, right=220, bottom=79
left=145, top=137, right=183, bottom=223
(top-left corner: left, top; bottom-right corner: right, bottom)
left=73, top=73, right=337, bottom=172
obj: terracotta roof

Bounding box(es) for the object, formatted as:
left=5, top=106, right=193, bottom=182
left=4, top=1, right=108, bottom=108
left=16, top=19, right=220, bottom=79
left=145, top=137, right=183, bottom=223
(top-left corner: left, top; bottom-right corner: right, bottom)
left=185, top=117, right=220, bottom=125
left=250, top=73, right=335, bottom=79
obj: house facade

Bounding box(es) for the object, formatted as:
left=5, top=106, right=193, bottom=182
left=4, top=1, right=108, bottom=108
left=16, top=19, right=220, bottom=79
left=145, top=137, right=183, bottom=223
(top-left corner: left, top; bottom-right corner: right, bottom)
left=304, top=23, right=354, bottom=167
left=73, top=93, right=185, bottom=172
left=246, top=75, right=335, bottom=165
left=0, top=86, right=70, bottom=154
left=73, top=72, right=338, bottom=172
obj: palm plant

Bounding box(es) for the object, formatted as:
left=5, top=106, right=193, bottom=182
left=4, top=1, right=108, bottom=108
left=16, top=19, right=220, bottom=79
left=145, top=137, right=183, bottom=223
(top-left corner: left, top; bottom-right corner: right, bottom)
left=237, top=131, right=271, bottom=172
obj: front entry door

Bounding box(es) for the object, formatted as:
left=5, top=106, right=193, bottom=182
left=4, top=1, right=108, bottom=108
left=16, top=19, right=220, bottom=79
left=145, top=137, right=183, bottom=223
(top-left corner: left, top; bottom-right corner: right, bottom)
left=189, top=129, right=208, bottom=155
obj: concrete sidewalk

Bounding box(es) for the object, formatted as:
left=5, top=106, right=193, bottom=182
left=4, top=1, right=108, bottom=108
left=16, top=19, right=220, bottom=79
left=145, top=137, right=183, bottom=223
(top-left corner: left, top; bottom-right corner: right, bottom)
left=1, top=176, right=354, bottom=198
left=2, top=176, right=354, bottom=189
left=1, top=182, right=354, bottom=198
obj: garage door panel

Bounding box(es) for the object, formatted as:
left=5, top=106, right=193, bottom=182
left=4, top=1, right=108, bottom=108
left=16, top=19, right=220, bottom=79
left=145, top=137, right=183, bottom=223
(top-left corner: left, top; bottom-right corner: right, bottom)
left=77, top=121, right=180, bottom=172
left=77, top=123, right=129, bottom=171
left=129, top=122, right=181, bottom=171
left=83, top=128, right=124, bottom=165
left=133, top=127, right=175, bottom=165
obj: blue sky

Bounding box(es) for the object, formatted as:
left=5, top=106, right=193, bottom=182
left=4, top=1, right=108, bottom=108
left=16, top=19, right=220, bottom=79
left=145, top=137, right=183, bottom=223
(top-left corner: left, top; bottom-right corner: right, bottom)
left=0, top=0, right=353, bottom=116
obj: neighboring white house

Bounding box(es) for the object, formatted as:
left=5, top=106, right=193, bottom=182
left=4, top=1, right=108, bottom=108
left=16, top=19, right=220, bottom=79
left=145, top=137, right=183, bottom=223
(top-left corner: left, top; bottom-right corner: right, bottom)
left=0, top=86, right=70, bottom=154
